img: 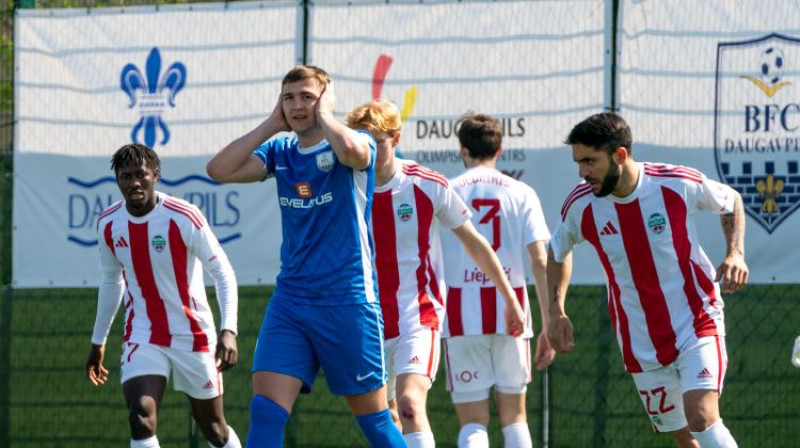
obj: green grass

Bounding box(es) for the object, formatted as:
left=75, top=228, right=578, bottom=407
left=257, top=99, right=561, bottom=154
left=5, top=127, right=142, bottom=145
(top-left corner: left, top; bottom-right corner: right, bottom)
left=1, top=285, right=799, bottom=447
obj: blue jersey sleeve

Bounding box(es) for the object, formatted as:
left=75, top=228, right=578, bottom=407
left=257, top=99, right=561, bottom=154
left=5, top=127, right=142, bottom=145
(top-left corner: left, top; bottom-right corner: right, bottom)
left=253, top=137, right=289, bottom=179
left=356, top=130, right=377, bottom=173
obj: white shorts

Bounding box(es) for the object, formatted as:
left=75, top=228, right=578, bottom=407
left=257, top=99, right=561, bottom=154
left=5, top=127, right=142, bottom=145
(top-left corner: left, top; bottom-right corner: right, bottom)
left=120, top=341, right=223, bottom=400
left=385, top=327, right=440, bottom=402
left=443, top=334, right=531, bottom=404
left=631, top=335, right=728, bottom=433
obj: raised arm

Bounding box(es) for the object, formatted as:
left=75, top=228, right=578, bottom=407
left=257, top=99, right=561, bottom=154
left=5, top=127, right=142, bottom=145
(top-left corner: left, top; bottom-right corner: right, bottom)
left=715, top=190, right=748, bottom=293
left=451, top=220, right=526, bottom=337
left=206, top=98, right=289, bottom=183
left=316, top=82, right=372, bottom=170
left=546, top=246, right=575, bottom=353
left=527, top=240, right=555, bottom=370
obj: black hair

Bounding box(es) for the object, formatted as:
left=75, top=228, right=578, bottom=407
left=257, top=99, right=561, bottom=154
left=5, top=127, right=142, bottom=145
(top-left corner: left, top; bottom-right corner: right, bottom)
left=564, top=112, right=633, bottom=155
left=110, top=143, right=161, bottom=177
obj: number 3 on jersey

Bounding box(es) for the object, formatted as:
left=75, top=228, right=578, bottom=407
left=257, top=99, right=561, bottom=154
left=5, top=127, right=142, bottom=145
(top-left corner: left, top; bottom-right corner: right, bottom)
left=472, top=198, right=501, bottom=251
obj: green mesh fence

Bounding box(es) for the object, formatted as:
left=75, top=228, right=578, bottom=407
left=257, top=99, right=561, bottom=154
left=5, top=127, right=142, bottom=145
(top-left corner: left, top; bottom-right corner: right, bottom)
left=1, top=285, right=799, bottom=447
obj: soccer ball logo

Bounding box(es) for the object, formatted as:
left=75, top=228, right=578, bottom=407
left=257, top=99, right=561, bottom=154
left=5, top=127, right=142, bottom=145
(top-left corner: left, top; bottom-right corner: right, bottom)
left=741, top=45, right=791, bottom=98
left=760, top=47, right=784, bottom=85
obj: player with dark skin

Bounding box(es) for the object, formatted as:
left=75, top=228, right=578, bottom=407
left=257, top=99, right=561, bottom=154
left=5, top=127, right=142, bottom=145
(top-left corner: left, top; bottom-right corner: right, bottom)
left=86, top=153, right=239, bottom=447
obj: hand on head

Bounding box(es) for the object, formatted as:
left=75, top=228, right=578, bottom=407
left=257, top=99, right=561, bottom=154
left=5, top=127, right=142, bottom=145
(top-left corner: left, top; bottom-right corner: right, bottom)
left=269, top=95, right=290, bottom=133
left=317, top=81, right=336, bottom=116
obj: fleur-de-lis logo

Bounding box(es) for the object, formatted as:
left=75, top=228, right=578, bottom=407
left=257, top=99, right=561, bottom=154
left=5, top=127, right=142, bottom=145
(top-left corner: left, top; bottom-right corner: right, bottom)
left=121, top=48, right=187, bottom=147
left=756, top=174, right=785, bottom=214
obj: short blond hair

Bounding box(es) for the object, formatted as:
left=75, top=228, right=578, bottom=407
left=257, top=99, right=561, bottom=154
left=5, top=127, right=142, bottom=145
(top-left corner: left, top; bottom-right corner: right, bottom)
left=345, top=100, right=402, bottom=137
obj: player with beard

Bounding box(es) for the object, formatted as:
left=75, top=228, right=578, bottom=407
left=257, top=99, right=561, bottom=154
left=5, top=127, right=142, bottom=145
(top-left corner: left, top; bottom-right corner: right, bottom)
left=547, top=112, right=748, bottom=448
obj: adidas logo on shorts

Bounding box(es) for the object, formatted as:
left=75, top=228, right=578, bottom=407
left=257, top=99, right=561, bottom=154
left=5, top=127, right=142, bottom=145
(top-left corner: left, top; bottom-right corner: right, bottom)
left=203, top=380, right=215, bottom=390
left=408, top=356, right=420, bottom=365
left=697, top=367, right=713, bottom=379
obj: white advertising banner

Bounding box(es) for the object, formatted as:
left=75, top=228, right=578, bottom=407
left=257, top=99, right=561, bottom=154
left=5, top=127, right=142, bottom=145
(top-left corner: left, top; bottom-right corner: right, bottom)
left=14, top=1, right=301, bottom=287
left=19, top=0, right=789, bottom=287
left=618, top=0, right=800, bottom=282
left=310, top=0, right=610, bottom=284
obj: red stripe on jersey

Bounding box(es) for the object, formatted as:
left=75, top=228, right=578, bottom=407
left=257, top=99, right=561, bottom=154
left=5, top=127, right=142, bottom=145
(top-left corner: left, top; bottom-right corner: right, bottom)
left=615, top=200, right=679, bottom=367
left=105, top=221, right=135, bottom=342
left=123, top=290, right=134, bottom=342
left=163, top=198, right=203, bottom=229
left=582, top=205, right=642, bottom=372
left=663, top=187, right=718, bottom=338
left=480, top=287, right=497, bottom=334
left=426, top=260, right=444, bottom=306
left=561, top=183, right=592, bottom=221
left=372, top=191, right=401, bottom=339
left=446, top=288, right=464, bottom=337
left=414, top=185, right=439, bottom=330
left=405, top=170, right=448, bottom=188
left=645, top=170, right=704, bottom=183
left=129, top=221, right=172, bottom=347
left=403, top=163, right=448, bottom=187
left=169, top=220, right=209, bottom=352
left=715, top=335, right=723, bottom=393
left=426, top=328, right=436, bottom=377
left=514, top=287, right=526, bottom=311
left=645, top=162, right=703, bottom=178
left=97, top=202, right=123, bottom=230
left=644, top=163, right=703, bottom=183
left=104, top=222, right=116, bottom=255
left=691, top=260, right=719, bottom=313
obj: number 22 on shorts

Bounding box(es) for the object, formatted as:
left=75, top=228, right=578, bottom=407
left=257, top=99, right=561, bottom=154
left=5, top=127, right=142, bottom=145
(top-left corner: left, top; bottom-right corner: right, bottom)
left=639, top=386, right=675, bottom=415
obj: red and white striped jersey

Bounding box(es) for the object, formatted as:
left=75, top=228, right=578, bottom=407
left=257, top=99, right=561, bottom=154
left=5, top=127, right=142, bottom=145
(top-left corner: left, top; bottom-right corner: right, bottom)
left=91, top=192, right=238, bottom=353
left=442, top=166, right=551, bottom=338
left=551, top=162, right=735, bottom=373
left=371, top=160, right=471, bottom=339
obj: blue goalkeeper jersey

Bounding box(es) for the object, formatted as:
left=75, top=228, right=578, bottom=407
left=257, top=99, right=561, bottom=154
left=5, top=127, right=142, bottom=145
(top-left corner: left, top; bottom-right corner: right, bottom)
left=253, top=132, right=378, bottom=305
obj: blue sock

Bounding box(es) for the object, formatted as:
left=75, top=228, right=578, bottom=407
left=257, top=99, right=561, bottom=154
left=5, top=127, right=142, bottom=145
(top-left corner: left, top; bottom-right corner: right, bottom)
left=355, top=409, right=407, bottom=447
left=246, top=395, right=289, bottom=448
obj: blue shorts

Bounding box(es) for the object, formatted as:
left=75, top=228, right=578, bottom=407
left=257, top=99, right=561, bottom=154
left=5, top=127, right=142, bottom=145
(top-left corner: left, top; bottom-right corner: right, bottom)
left=252, top=296, right=387, bottom=396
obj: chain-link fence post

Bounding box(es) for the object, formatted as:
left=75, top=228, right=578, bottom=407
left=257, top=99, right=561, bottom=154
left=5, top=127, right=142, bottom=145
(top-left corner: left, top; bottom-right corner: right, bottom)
left=0, top=286, right=12, bottom=448
left=541, top=368, right=550, bottom=448
left=189, top=414, right=199, bottom=448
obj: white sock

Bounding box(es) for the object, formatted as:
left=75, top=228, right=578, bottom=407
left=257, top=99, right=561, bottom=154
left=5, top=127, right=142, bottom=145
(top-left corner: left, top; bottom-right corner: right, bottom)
left=404, top=431, right=436, bottom=448
left=690, top=419, right=738, bottom=448
left=131, top=435, right=159, bottom=448
left=502, top=422, right=532, bottom=448
left=458, top=423, right=489, bottom=448
left=210, top=425, right=242, bottom=448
